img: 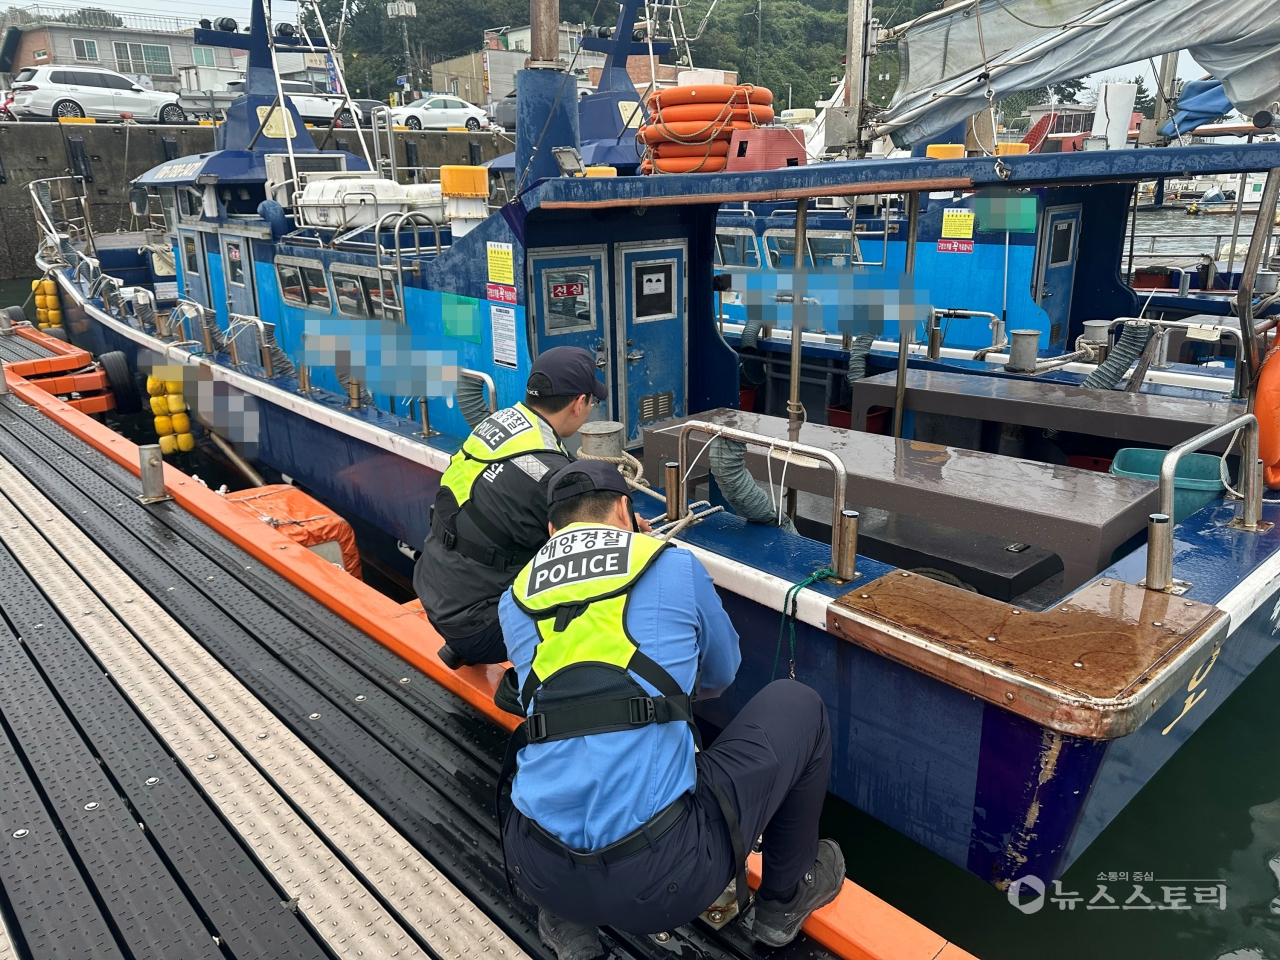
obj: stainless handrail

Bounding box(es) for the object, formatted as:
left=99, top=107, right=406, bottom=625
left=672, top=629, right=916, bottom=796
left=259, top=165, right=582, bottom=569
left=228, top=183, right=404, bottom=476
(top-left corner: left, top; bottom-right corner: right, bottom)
left=1145, top=411, right=1263, bottom=592
left=675, top=420, right=850, bottom=574
left=460, top=367, right=498, bottom=414
left=1106, top=315, right=1247, bottom=395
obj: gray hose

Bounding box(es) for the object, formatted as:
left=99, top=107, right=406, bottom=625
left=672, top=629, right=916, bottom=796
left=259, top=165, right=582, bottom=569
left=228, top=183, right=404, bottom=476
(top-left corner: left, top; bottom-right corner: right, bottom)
left=1082, top=321, right=1152, bottom=390
left=708, top=438, right=797, bottom=533
left=457, top=374, right=490, bottom=429
left=738, top=315, right=766, bottom=386
left=263, top=325, right=296, bottom=378
left=846, top=332, right=874, bottom=383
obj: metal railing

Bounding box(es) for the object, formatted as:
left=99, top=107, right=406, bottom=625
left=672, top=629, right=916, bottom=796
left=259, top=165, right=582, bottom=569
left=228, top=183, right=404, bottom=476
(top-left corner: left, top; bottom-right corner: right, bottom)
left=1145, top=412, right=1263, bottom=592
left=460, top=367, right=498, bottom=414
left=674, top=420, right=857, bottom=579
left=1104, top=316, right=1246, bottom=394
left=29, top=176, right=96, bottom=258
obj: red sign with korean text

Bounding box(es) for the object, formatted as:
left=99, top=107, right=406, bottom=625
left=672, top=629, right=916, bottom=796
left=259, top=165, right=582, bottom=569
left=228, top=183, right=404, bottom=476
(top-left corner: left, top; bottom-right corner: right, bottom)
left=550, top=282, right=585, bottom=298
left=487, top=283, right=518, bottom=304
left=936, top=239, right=974, bottom=254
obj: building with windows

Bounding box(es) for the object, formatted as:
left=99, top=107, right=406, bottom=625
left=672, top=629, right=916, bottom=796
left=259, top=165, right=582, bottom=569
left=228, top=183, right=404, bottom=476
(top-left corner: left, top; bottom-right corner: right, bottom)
left=431, top=23, right=605, bottom=106
left=0, top=4, right=238, bottom=92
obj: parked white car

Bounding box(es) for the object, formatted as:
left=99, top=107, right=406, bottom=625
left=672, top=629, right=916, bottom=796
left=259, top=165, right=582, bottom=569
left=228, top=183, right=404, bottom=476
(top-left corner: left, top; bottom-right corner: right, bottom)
left=225, top=79, right=344, bottom=126
left=391, top=95, right=489, bottom=131
left=9, top=65, right=185, bottom=122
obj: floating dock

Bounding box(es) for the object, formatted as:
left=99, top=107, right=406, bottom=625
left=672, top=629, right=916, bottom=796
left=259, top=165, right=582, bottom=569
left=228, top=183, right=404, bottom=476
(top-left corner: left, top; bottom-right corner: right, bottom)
left=0, top=365, right=976, bottom=960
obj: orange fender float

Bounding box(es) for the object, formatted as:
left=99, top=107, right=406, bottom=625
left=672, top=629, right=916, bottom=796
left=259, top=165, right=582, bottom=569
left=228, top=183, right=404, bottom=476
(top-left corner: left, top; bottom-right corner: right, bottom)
left=637, top=119, right=754, bottom=145
left=1258, top=348, right=1280, bottom=487
left=649, top=141, right=731, bottom=159
left=650, top=102, right=775, bottom=125
left=640, top=156, right=729, bottom=174
left=648, top=84, right=774, bottom=109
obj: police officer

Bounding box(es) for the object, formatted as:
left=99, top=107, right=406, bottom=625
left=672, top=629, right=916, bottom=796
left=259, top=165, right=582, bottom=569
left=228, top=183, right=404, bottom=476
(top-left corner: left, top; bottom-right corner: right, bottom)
left=414, top=346, right=606, bottom=669
left=497, top=460, right=844, bottom=959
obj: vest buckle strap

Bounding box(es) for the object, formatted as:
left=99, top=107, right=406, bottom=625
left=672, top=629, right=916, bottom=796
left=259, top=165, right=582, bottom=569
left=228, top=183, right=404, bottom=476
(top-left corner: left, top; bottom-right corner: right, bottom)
left=628, top=696, right=655, bottom=724
left=526, top=712, right=549, bottom=743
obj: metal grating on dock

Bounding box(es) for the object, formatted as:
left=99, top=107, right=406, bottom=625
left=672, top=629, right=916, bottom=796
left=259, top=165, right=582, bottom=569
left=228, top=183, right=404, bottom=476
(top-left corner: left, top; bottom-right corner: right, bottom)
left=0, top=335, right=55, bottom=365
left=0, top=392, right=830, bottom=960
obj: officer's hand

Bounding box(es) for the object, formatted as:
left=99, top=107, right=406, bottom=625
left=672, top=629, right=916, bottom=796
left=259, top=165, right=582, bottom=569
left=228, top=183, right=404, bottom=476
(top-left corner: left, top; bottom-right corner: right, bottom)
left=635, top=513, right=654, bottom=533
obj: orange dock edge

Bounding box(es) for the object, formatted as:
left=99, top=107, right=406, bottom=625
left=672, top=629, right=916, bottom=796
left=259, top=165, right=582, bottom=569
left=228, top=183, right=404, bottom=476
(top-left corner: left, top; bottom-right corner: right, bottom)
left=4, top=368, right=978, bottom=960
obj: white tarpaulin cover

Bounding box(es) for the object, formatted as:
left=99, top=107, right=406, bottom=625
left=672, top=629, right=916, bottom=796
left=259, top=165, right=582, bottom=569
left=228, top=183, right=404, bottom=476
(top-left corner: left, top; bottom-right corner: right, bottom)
left=878, top=0, right=1280, bottom=145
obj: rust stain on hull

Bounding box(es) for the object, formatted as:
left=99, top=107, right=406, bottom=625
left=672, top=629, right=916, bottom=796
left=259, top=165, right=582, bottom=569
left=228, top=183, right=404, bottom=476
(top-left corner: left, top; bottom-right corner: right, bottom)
left=827, top=572, right=1228, bottom=739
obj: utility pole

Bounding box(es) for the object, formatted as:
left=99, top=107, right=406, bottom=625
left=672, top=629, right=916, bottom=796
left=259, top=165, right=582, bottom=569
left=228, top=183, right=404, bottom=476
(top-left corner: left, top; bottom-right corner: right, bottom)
left=743, top=0, right=761, bottom=85
left=387, top=1, right=417, bottom=94
left=824, top=0, right=872, bottom=156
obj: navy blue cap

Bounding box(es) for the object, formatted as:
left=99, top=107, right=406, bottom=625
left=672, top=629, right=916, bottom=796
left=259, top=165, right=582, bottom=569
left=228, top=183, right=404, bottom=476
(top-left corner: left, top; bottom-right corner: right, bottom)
left=527, top=346, right=608, bottom=402
left=547, top=460, right=631, bottom=506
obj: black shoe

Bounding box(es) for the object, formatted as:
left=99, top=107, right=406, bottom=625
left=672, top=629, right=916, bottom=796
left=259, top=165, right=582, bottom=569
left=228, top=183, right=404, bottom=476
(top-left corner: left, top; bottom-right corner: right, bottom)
left=494, top=666, right=525, bottom=716
left=538, top=909, right=603, bottom=960
left=437, top=643, right=465, bottom=670
left=750, top=839, right=845, bottom=947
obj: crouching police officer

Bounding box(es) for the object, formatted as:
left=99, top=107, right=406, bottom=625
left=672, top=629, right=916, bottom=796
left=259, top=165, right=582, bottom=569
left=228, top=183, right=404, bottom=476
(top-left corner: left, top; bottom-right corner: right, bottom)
left=414, top=346, right=606, bottom=669
left=497, top=460, right=844, bottom=958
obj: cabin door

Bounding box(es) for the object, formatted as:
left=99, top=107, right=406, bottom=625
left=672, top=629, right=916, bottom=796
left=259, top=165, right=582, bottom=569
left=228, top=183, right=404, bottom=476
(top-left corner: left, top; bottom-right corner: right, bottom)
left=613, top=240, right=687, bottom=447
left=528, top=245, right=614, bottom=427
left=177, top=229, right=209, bottom=307
left=1033, top=205, right=1081, bottom=347
left=220, top=234, right=257, bottom=318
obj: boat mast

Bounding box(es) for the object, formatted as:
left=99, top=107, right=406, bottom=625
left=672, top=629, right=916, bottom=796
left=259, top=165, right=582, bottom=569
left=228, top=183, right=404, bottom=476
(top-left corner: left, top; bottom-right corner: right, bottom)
left=825, top=0, right=872, bottom=157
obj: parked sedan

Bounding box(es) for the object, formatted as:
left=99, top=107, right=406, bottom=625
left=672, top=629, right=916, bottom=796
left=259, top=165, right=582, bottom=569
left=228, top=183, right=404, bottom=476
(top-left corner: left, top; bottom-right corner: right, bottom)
left=9, top=66, right=184, bottom=122
left=391, top=95, right=489, bottom=131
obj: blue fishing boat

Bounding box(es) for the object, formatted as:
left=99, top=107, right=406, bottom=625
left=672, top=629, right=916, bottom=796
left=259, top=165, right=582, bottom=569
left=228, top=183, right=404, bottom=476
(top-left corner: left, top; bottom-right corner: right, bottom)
left=26, top=0, right=1280, bottom=892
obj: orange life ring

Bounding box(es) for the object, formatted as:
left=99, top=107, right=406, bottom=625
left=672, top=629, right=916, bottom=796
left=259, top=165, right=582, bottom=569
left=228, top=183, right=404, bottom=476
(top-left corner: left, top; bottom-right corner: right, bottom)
left=640, top=157, right=729, bottom=175
left=650, top=140, right=731, bottom=159
left=642, top=155, right=729, bottom=174
left=651, top=102, right=775, bottom=125
left=637, top=119, right=754, bottom=144
left=648, top=84, right=774, bottom=109
left=1258, top=347, right=1280, bottom=487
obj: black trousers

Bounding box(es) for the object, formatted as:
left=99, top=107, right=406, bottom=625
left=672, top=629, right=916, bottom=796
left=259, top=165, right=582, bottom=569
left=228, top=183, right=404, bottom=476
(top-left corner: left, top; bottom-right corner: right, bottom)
left=503, top=679, right=832, bottom=933
left=440, top=617, right=508, bottom=665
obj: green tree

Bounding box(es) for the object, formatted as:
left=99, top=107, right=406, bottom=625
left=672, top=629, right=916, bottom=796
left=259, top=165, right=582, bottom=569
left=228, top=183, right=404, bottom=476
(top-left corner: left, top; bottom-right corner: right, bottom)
left=1130, top=74, right=1155, bottom=118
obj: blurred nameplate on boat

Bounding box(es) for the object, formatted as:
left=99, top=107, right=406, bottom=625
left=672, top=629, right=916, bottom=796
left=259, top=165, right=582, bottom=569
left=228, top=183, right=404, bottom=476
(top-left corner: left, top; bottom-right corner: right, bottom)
left=255, top=105, right=296, bottom=140
left=827, top=572, right=1226, bottom=739
left=975, top=187, right=1037, bottom=233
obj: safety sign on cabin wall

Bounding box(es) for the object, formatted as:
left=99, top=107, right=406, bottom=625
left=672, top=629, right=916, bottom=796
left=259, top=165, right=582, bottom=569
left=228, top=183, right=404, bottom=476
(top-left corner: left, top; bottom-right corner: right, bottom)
left=941, top=209, right=975, bottom=239
left=487, top=242, right=515, bottom=286
left=491, top=304, right=518, bottom=368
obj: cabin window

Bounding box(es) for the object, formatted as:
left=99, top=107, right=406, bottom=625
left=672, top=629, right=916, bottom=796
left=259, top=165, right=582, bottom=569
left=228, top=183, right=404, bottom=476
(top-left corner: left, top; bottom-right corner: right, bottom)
left=179, top=187, right=202, bottom=219
left=808, top=232, right=859, bottom=268
left=278, top=263, right=306, bottom=305
left=160, top=189, right=178, bottom=232
left=333, top=273, right=370, bottom=318
left=276, top=258, right=331, bottom=311
left=715, top=232, right=760, bottom=268
left=1049, top=220, right=1075, bottom=267
left=633, top=261, right=676, bottom=322
left=182, top=236, right=199, bottom=275
left=543, top=269, right=594, bottom=333
left=764, top=232, right=809, bottom=269
left=302, top=265, right=331, bottom=310
left=360, top=275, right=400, bottom=320
left=225, top=241, right=245, bottom=286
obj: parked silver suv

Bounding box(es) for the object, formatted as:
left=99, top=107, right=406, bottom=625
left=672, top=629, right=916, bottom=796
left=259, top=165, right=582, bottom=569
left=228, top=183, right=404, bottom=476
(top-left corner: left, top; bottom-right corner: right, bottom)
left=10, top=65, right=185, bottom=122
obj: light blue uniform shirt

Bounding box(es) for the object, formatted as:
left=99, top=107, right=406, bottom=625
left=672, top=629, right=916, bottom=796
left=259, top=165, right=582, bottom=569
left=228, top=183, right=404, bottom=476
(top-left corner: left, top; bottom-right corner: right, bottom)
left=499, top=544, right=741, bottom=850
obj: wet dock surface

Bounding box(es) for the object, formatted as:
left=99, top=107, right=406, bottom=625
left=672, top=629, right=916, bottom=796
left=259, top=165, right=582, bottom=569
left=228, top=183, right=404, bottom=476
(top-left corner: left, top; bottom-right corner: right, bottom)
left=0, top=393, right=829, bottom=960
